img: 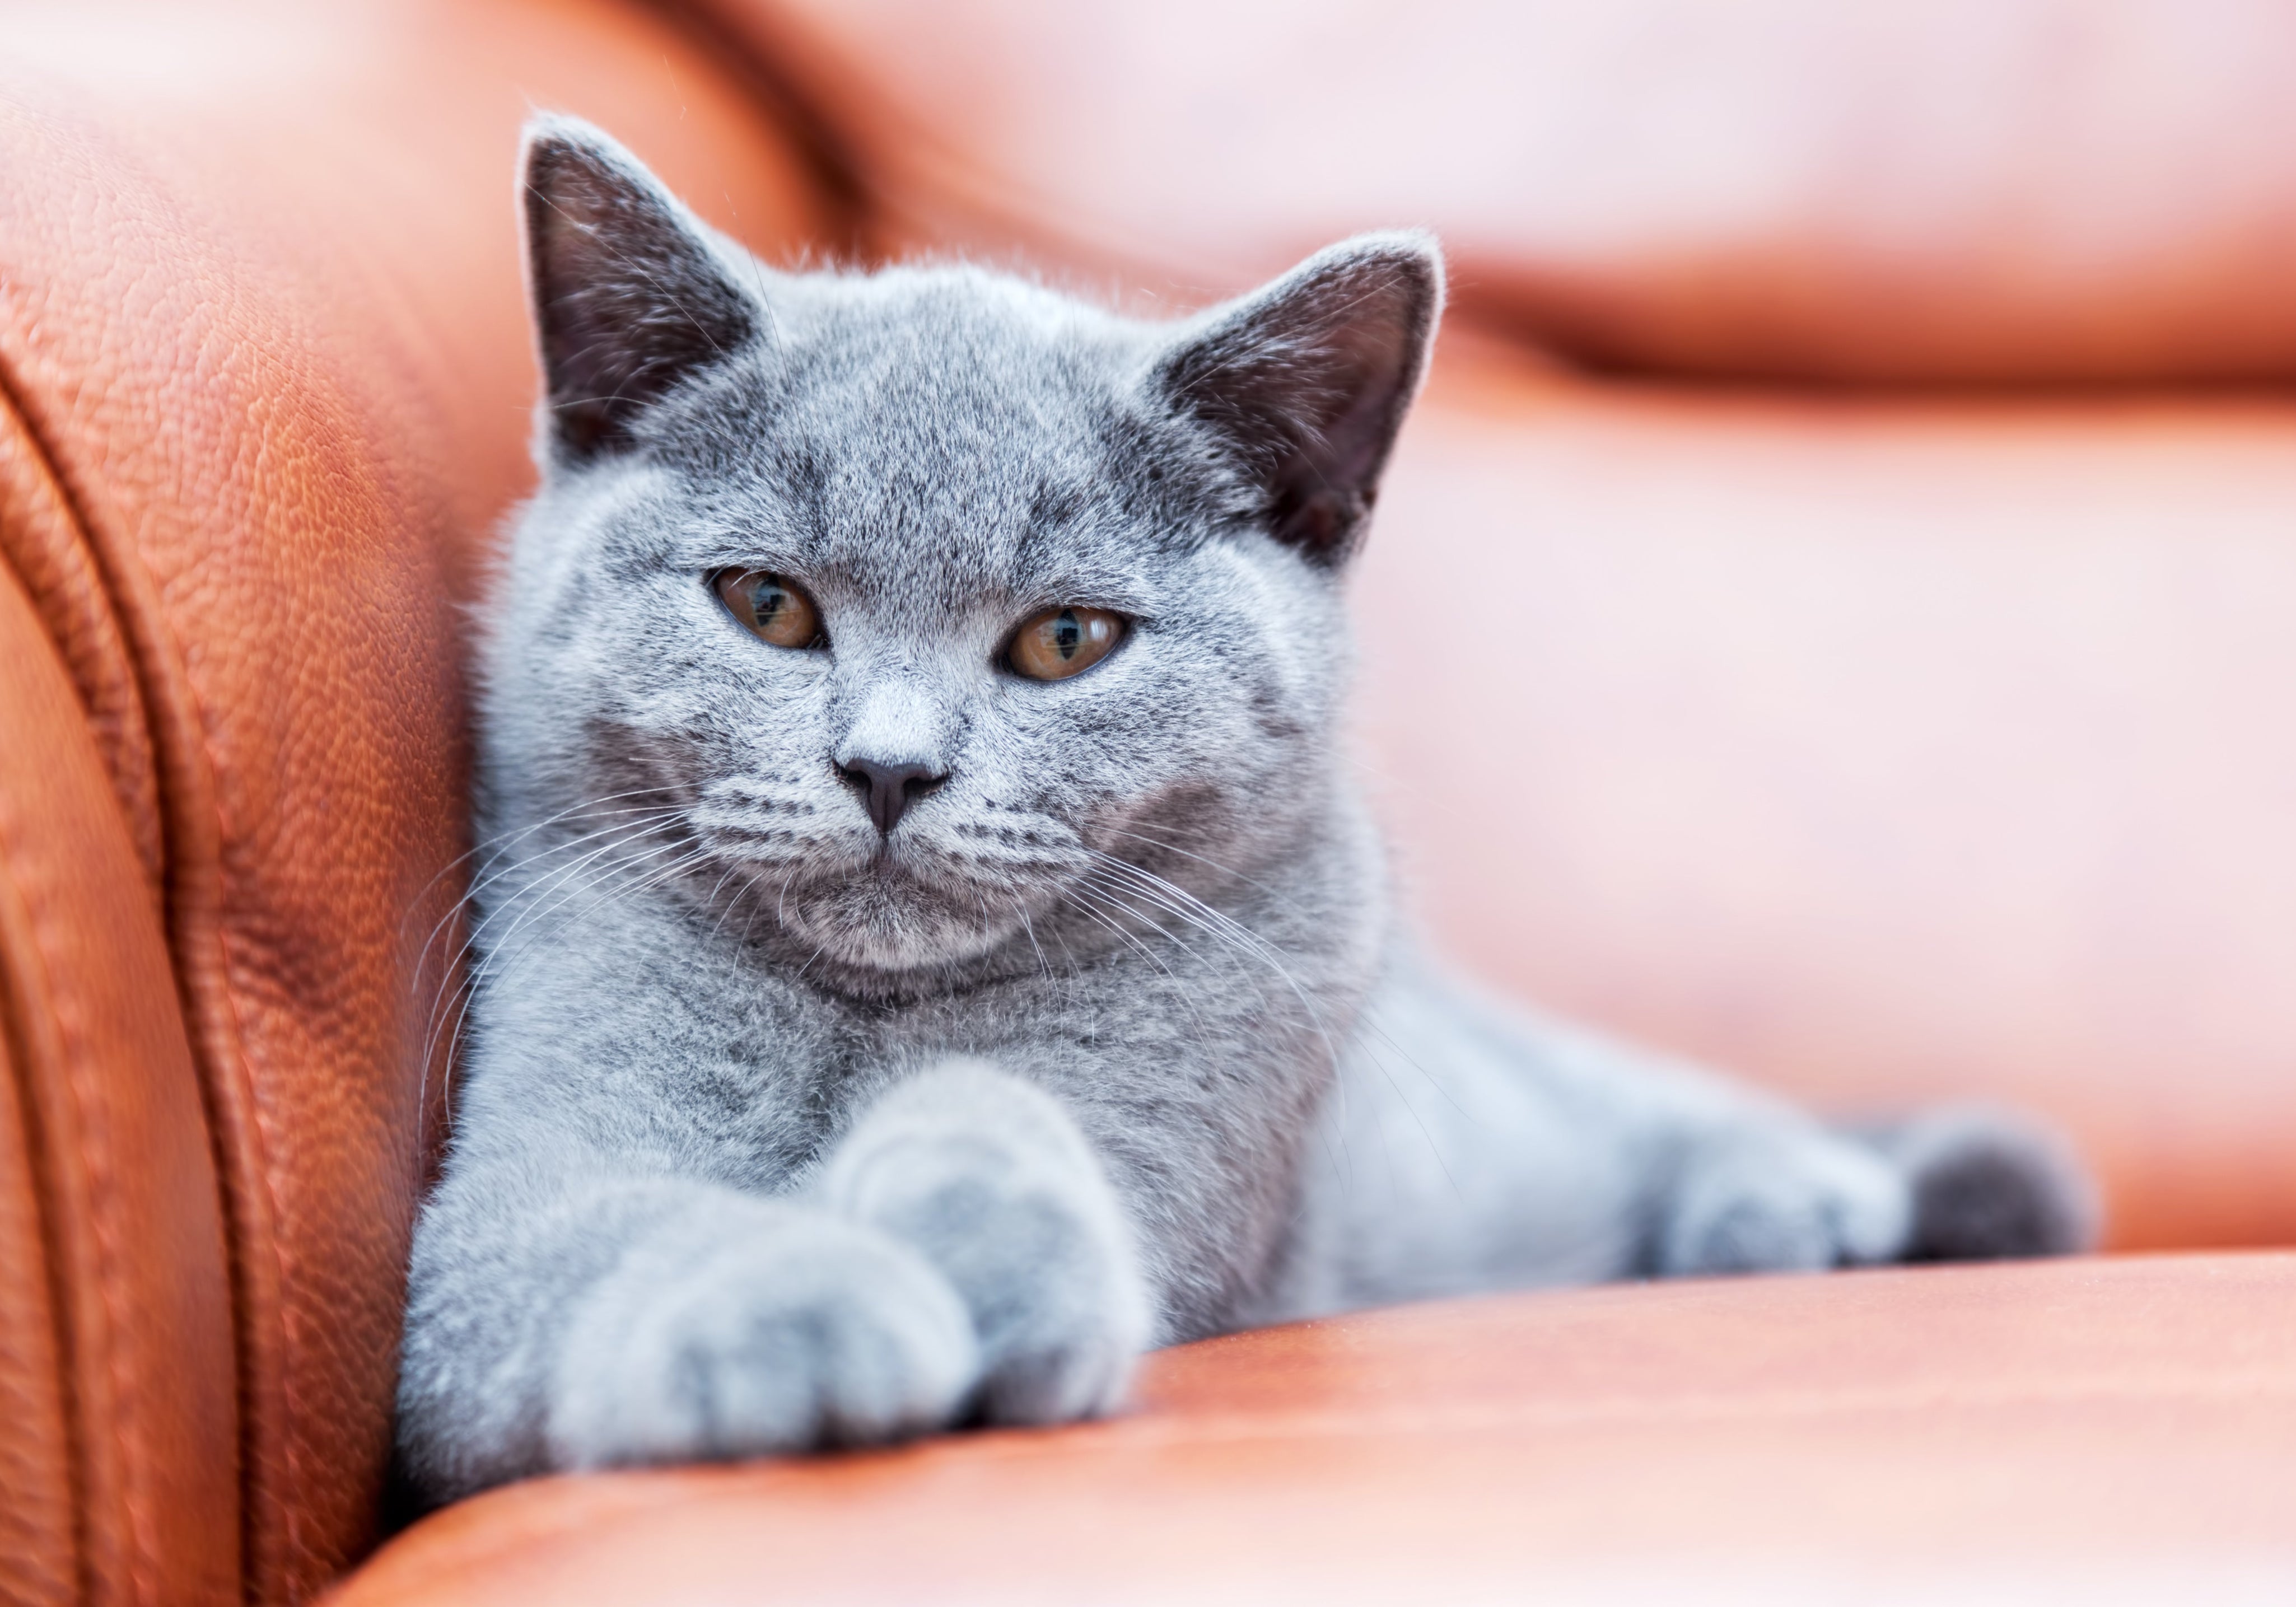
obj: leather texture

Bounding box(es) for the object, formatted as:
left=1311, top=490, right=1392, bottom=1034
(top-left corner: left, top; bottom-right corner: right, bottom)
left=1354, top=337, right=2296, bottom=1253
left=329, top=1253, right=2296, bottom=1604
left=699, top=0, right=2296, bottom=383
left=0, top=542, right=234, bottom=1606
left=0, top=2, right=827, bottom=1600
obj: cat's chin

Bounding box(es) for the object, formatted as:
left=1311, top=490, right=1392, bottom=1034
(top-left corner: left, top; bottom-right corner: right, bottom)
left=765, top=859, right=1034, bottom=984
left=788, top=922, right=1016, bottom=982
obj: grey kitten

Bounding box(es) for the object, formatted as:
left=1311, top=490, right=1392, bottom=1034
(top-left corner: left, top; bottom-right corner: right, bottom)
left=394, top=116, right=2096, bottom=1502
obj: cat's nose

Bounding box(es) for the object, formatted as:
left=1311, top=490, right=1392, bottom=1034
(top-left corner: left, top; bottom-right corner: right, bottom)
left=836, top=756, right=946, bottom=836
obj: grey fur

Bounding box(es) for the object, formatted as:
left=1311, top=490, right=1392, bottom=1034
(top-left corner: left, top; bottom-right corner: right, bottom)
left=394, top=117, right=2097, bottom=1502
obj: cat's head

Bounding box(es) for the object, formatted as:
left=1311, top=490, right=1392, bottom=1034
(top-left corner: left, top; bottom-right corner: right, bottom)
left=487, top=116, right=1440, bottom=994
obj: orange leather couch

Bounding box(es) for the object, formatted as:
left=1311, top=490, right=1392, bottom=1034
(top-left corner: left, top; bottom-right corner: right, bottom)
left=4, top=2, right=2294, bottom=1601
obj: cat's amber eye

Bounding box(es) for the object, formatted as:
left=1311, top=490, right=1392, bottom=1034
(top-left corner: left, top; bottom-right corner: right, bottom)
left=713, top=569, right=823, bottom=650
left=1007, top=605, right=1123, bottom=681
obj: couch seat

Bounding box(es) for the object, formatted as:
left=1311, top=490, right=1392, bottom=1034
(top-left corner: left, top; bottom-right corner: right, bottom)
left=334, top=1253, right=2296, bottom=1604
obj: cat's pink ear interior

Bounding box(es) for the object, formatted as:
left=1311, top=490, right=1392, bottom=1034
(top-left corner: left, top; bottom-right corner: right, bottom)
left=522, top=115, right=759, bottom=464
left=1156, top=233, right=1444, bottom=565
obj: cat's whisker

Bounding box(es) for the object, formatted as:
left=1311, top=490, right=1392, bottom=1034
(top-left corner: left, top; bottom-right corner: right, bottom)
left=1082, top=871, right=1458, bottom=1192
left=703, top=859, right=749, bottom=941
left=1054, top=888, right=1184, bottom=996
left=427, top=829, right=697, bottom=1101
left=478, top=837, right=710, bottom=981
left=1070, top=868, right=1242, bottom=982
left=413, top=802, right=688, bottom=1044
left=420, top=811, right=684, bottom=1059
left=1084, top=854, right=1289, bottom=987
left=445, top=803, right=684, bottom=923
left=1075, top=868, right=1301, bottom=1042
left=1081, top=852, right=1350, bottom=1081
left=401, top=783, right=683, bottom=947
left=736, top=882, right=767, bottom=952
left=791, top=942, right=829, bottom=984
left=454, top=790, right=687, bottom=909
left=1063, top=880, right=1225, bottom=1040
left=431, top=846, right=660, bottom=1105
left=1011, top=895, right=1055, bottom=984
left=1065, top=879, right=1183, bottom=978
left=1094, top=821, right=1310, bottom=917
left=410, top=797, right=687, bottom=1007
left=440, top=839, right=719, bottom=1107
left=1085, top=842, right=1349, bottom=1013
left=1088, top=847, right=1471, bottom=1129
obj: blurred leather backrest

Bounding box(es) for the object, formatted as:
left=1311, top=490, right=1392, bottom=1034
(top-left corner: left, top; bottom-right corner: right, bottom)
left=0, top=1, right=828, bottom=1599
left=697, top=0, right=2296, bottom=384
left=1354, top=345, right=2296, bottom=1254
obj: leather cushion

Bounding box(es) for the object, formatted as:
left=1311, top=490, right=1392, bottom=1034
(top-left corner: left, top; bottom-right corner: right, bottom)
left=330, top=1253, right=2296, bottom=1603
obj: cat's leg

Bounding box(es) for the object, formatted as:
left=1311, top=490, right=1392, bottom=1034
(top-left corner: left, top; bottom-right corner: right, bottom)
left=1589, top=1044, right=2097, bottom=1274
left=1281, top=957, right=2093, bottom=1319
left=397, top=1163, right=980, bottom=1500
left=1637, top=1086, right=2095, bottom=1272
left=813, top=1057, right=1152, bottom=1424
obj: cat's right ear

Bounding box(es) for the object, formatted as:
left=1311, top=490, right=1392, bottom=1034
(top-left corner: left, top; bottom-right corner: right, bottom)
left=521, top=115, right=760, bottom=464
left=1154, top=232, right=1443, bottom=568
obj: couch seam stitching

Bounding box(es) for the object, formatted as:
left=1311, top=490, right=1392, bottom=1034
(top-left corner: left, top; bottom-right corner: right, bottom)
left=0, top=754, right=153, bottom=1604
left=0, top=768, right=93, bottom=1607
left=0, top=336, right=269, bottom=1605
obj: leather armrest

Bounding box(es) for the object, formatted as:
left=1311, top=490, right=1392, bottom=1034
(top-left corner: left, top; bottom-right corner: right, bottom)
left=0, top=501, right=233, bottom=1607
left=0, top=1, right=830, bottom=1597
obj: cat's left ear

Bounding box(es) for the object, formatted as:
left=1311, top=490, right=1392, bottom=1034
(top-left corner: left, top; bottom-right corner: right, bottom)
left=521, top=114, right=762, bottom=464
left=1155, top=232, right=1443, bottom=566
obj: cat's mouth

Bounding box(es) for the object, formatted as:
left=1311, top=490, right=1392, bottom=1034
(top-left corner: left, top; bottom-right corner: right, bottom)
left=683, top=825, right=1054, bottom=980
left=678, top=784, right=1109, bottom=982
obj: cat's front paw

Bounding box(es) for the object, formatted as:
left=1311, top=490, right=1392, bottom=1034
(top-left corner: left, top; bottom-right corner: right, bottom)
left=820, top=1059, right=1152, bottom=1426
left=1659, top=1127, right=1912, bottom=1276
left=547, top=1216, right=978, bottom=1469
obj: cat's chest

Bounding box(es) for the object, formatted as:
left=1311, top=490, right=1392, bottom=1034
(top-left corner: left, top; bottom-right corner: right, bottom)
left=796, top=973, right=1125, bottom=1082
left=715, top=963, right=1155, bottom=1113
left=666, top=970, right=1117, bottom=1184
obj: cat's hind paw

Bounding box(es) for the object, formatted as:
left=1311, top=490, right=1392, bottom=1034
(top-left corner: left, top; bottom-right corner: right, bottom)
left=547, top=1216, right=979, bottom=1469
left=1866, top=1104, right=2101, bottom=1260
